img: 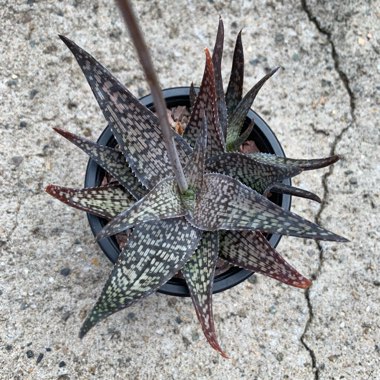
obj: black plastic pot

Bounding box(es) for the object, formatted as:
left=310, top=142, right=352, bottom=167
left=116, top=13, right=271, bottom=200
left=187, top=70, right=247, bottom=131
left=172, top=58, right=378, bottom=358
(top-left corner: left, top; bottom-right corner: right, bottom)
left=85, top=87, right=291, bottom=297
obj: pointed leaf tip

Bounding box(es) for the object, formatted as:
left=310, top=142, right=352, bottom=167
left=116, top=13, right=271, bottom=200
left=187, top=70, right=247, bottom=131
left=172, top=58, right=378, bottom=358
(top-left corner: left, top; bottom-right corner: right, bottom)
left=204, top=47, right=212, bottom=60
left=53, top=127, right=74, bottom=139
left=59, top=34, right=72, bottom=46
left=78, top=328, right=86, bottom=339
left=45, top=183, right=55, bottom=194
left=301, top=278, right=312, bottom=289
left=248, top=153, right=340, bottom=173
left=79, top=316, right=98, bottom=339
left=296, top=154, right=341, bottom=170
left=337, top=235, right=350, bottom=243
left=221, top=351, right=229, bottom=359
left=267, top=183, right=322, bottom=203
left=45, top=184, right=69, bottom=203
left=59, top=35, right=77, bottom=52
left=209, top=339, right=229, bottom=358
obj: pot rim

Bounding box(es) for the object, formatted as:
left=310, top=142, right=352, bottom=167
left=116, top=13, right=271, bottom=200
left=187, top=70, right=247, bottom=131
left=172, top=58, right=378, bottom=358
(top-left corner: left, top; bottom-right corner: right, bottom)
left=85, top=86, right=291, bottom=297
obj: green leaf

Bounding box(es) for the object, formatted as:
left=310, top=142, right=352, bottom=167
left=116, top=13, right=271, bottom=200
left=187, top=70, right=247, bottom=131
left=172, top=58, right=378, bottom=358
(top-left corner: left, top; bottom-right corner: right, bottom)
left=184, top=113, right=207, bottom=194
left=182, top=232, right=227, bottom=357
left=53, top=128, right=146, bottom=200
left=184, top=49, right=225, bottom=154
left=225, top=29, right=244, bottom=116
left=80, top=219, right=202, bottom=338
left=227, top=67, right=279, bottom=147
left=250, top=153, right=340, bottom=171
left=266, top=183, right=322, bottom=203
left=45, top=183, right=134, bottom=219
left=206, top=152, right=301, bottom=194
left=226, top=121, right=253, bottom=152
left=220, top=231, right=311, bottom=288
left=187, top=173, right=348, bottom=241
left=97, top=178, right=185, bottom=239
left=212, top=18, right=228, bottom=138
left=60, top=36, right=192, bottom=189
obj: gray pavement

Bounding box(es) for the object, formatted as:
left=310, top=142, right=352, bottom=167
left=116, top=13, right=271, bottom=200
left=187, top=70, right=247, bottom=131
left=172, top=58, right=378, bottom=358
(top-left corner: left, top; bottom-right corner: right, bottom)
left=0, top=1, right=379, bottom=379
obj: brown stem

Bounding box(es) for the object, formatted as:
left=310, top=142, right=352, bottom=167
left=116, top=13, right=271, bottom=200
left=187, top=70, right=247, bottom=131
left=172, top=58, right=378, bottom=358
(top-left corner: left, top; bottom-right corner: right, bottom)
left=115, top=0, right=188, bottom=193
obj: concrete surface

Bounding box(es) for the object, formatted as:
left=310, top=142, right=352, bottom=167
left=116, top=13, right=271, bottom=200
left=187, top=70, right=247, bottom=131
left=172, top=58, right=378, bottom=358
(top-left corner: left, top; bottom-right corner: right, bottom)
left=0, top=0, right=379, bottom=379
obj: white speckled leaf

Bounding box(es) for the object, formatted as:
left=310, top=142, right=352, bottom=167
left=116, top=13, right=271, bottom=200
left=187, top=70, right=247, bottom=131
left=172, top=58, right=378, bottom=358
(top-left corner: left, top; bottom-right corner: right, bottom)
left=97, top=178, right=185, bottom=239
left=184, top=113, right=207, bottom=193
left=182, top=232, right=227, bottom=357
left=225, top=30, right=244, bottom=116
left=80, top=219, right=202, bottom=338
left=188, top=173, right=347, bottom=241
left=45, top=183, right=133, bottom=219
left=60, top=36, right=192, bottom=189
left=206, top=152, right=301, bottom=194
left=250, top=153, right=340, bottom=171
left=184, top=49, right=225, bottom=154
left=212, top=18, right=228, bottom=138
left=54, top=128, right=146, bottom=200
left=220, top=231, right=311, bottom=289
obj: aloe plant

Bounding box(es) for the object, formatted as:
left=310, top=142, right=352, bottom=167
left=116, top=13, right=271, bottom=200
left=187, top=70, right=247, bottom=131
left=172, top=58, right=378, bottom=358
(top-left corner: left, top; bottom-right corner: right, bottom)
left=46, top=2, right=346, bottom=357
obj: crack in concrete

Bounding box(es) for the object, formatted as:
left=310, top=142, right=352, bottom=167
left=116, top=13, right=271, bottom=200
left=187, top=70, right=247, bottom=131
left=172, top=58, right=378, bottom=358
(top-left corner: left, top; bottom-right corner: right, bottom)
left=5, top=198, right=21, bottom=246
left=310, top=124, right=330, bottom=137
left=300, top=1, right=356, bottom=379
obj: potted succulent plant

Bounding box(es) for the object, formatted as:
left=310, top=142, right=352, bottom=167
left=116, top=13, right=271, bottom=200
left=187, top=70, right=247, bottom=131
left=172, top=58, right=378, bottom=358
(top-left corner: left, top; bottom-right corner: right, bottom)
left=84, top=86, right=293, bottom=297
left=46, top=0, right=346, bottom=357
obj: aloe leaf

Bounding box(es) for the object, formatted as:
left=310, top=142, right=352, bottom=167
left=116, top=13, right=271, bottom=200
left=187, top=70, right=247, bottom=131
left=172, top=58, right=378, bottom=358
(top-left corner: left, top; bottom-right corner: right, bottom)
left=60, top=36, right=192, bottom=189
left=250, top=153, right=340, bottom=170
left=115, top=0, right=188, bottom=194
left=80, top=219, right=202, bottom=338
left=266, top=183, right=322, bottom=203
left=225, top=30, right=244, bottom=116
left=97, top=178, right=186, bottom=239
left=45, top=183, right=133, bottom=219
left=184, top=49, right=225, bottom=154
left=182, top=232, right=227, bottom=358
left=189, top=82, right=197, bottom=111
left=220, top=231, right=311, bottom=288
left=212, top=18, right=228, bottom=138
left=206, top=152, right=301, bottom=194
left=184, top=113, right=207, bottom=194
left=188, top=173, right=348, bottom=242
left=227, top=67, right=279, bottom=146
left=227, top=121, right=254, bottom=152
left=53, top=128, right=147, bottom=200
